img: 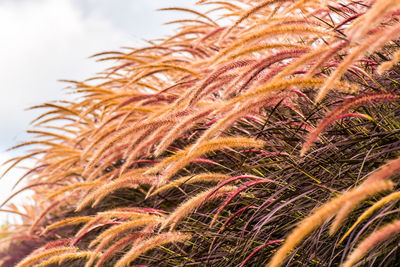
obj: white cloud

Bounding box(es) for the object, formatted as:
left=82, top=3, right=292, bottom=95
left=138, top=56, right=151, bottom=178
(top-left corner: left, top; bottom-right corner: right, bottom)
left=0, top=0, right=136, bottom=149
left=0, top=0, right=199, bottom=223
left=0, top=0, right=135, bottom=223
left=0, top=0, right=199, bottom=150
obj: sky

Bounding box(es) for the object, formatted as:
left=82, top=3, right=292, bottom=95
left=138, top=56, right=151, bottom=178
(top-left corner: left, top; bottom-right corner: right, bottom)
left=0, top=0, right=198, bottom=222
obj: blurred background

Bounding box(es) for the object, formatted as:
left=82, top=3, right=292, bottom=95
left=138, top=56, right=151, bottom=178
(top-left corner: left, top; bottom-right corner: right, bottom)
left=0, top=0, right=197, bottom=222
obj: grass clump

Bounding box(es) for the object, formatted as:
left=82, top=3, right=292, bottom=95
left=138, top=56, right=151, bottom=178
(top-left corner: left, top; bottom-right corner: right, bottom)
left=2, top=0, right=400, bottom=266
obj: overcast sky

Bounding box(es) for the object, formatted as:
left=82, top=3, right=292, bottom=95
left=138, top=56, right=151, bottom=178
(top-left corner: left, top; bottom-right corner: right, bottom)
left=0, top=0, right=197, bottom=222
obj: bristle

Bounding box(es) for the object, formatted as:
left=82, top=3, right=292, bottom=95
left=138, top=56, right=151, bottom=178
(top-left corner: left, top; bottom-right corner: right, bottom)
left=15, top=247, right=77, bottom=267
left=339, top=191, right=400, bottom=245
left=114, top=232, right=191, bottom=267
left=343, top=219, right=400, bottom=267
left=268, top=179, right=394, bottom=267
left=159, top=185, right=237, bottom=232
